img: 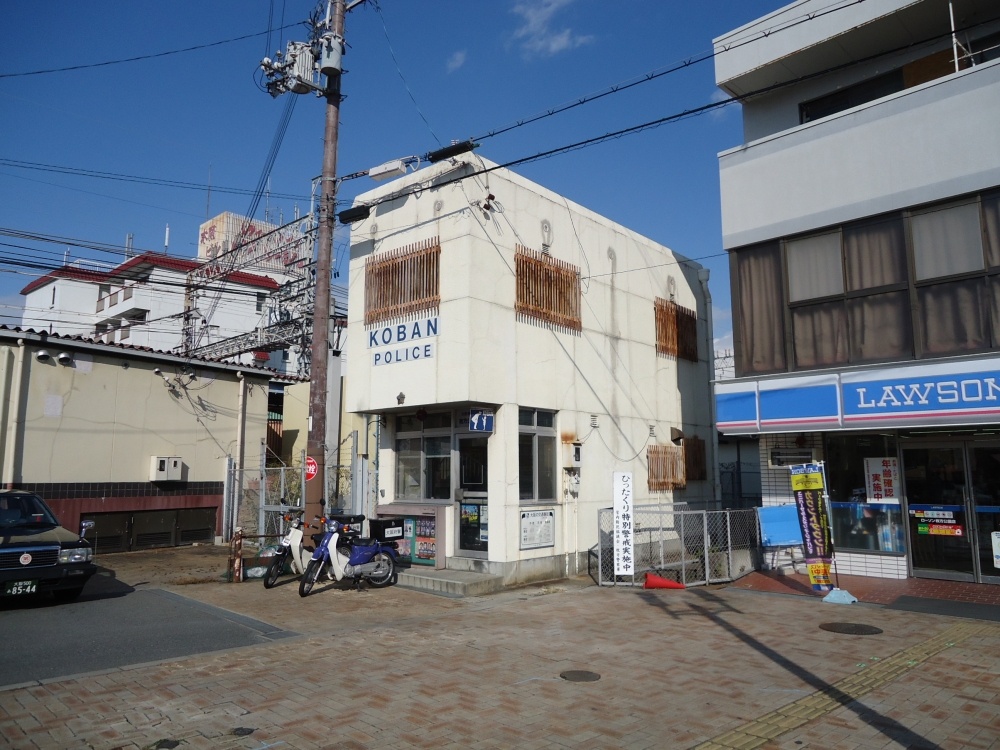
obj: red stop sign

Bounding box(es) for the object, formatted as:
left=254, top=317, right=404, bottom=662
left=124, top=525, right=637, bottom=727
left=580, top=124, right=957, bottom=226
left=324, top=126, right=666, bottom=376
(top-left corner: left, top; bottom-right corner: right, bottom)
left=305, top=456, right=318, bottom=481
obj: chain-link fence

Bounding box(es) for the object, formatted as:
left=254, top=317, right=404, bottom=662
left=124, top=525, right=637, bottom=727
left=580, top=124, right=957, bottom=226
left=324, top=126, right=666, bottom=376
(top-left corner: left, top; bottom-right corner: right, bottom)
left=589, top=506, right=760, bottom=587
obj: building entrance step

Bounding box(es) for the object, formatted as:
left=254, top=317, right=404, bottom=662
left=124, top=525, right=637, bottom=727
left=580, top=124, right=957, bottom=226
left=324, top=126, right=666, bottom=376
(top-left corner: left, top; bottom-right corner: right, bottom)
left=397, top=567, right=504, bottom=597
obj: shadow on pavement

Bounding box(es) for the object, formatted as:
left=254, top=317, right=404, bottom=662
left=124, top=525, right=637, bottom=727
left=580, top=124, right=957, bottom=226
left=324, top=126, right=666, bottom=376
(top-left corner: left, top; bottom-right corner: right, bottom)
left=640, top=587, right=942, bottom=750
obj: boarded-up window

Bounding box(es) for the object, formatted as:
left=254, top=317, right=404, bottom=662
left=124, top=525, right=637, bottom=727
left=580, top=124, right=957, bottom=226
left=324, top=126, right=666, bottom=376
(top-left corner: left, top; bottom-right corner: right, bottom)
left=655, top=298, right=698, bottom=361
left=683, top=436, right=707, bottom=482
left=365, top=237, right=440, bottom=326
left=515, top=245, right=581, bottom=332
left=647, top=444, right=686, bottom=492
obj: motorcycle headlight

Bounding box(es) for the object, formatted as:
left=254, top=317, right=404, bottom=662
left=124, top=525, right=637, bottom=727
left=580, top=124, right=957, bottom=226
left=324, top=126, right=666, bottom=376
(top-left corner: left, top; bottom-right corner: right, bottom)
left=59, top=547, right=93, bottom=564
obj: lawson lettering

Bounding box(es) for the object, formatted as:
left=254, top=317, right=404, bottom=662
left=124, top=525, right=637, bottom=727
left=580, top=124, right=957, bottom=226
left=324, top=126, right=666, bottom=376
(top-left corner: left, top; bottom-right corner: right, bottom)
left=850, top=376, right=1000, bottom=412
left=368, top=316, right=439, bottom=367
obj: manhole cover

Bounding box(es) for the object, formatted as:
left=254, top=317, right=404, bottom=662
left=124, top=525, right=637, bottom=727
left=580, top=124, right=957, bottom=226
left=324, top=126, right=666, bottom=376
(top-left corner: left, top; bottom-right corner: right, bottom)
left=560, top=670, right=601, bottom=682
left=819, top=622, right=884, bottom=635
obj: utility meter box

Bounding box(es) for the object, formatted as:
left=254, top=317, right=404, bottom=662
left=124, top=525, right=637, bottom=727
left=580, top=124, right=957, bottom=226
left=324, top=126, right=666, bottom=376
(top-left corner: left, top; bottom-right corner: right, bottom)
left=149, top=456, right=183, bottom=482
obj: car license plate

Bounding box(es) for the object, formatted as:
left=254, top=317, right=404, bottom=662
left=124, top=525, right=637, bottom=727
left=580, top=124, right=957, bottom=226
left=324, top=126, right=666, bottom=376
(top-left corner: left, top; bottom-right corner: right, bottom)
left=3, top=580, right=38, bottom=596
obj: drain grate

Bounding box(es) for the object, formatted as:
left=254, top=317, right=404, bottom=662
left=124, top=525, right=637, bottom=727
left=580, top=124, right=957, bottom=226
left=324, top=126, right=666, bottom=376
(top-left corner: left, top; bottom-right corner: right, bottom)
left=560, top=670, right=601, bottom=682
left=819, top=622, right=884, bottom=635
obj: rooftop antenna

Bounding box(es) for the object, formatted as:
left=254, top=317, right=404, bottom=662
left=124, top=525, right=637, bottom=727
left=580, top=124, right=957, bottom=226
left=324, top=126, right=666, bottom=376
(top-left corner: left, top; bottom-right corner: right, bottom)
left=164, top=224, right=170, bottom=254
left=125, top=233, right=135, bottom=258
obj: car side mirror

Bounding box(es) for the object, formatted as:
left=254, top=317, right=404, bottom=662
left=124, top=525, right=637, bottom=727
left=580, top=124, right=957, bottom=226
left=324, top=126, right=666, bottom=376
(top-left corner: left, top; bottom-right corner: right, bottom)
left=80, top=520, right=95, bottom=537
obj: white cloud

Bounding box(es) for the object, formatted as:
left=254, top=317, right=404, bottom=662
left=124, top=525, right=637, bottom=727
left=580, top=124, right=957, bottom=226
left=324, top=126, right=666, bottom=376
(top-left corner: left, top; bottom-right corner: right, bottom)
left=511, top=0, right=594, bottom=58
left=446, top=50, right=467, bottom=73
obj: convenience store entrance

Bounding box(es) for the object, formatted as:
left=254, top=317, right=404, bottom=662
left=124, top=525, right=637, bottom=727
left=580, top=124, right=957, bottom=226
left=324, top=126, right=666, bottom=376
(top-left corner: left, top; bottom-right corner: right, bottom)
left=902, top=442, right=1000, bottom=584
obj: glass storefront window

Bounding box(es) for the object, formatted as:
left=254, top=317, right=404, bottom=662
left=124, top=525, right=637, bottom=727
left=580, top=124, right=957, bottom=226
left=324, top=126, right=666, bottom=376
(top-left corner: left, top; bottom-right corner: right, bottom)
left=824, top=433, right=904, bottom=554
left=830, top=501, right=906, bottom=553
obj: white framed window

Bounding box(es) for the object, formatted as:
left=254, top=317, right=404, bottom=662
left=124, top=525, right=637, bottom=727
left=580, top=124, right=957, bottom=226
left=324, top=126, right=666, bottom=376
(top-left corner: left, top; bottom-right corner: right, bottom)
left=394, top=412, right=452, bottom=501
left=518, top=408, right=556, bottom=502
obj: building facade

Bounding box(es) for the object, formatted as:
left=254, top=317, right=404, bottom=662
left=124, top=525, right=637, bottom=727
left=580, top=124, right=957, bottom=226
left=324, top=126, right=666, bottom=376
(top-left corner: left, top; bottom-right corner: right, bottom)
left=344, top=154, right=716, bottom=584
left=713, top=0, right=1000, bottom=584
left=0, top=327, right=271, bottom=552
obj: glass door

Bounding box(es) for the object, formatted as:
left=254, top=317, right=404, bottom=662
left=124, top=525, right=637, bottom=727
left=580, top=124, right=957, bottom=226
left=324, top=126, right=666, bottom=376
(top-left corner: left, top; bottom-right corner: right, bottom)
left=902, top=445, right=975, bottom=581
left=968, top=445, right=1000, bottom=585
left=457, top=436, right=488, bottom=555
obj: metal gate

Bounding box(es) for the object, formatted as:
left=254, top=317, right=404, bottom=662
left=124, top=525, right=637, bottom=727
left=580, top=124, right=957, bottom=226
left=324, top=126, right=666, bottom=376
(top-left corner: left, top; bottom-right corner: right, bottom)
left=589, top=506, right=760, bottom=587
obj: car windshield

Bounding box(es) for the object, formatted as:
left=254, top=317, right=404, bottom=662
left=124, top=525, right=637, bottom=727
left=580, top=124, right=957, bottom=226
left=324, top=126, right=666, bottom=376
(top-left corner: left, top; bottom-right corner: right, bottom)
left=0, top=494, right=58, bottom=528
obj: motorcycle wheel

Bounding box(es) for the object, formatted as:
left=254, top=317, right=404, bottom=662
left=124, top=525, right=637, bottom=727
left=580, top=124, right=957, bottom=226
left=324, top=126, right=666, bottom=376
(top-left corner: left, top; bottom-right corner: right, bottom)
left=263, top=552, right=285, bottom=589
left=299, top=559, right=322, bottom=597
left=366, top=551, right=396, bottom=588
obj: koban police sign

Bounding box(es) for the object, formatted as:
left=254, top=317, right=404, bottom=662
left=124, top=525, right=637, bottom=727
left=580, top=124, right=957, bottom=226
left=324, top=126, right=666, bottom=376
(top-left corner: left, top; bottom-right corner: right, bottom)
left=367, top=316, right=439, bottom=367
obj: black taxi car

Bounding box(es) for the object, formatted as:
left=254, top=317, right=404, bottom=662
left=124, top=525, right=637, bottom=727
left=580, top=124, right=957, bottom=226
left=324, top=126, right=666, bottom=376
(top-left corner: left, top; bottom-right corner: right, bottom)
left=0, top=491, right=96, bottom=602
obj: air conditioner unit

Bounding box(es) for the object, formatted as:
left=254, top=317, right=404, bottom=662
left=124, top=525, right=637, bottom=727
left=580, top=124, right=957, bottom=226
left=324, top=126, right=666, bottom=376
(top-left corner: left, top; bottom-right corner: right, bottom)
left=149, top=456, right=183, bottom=482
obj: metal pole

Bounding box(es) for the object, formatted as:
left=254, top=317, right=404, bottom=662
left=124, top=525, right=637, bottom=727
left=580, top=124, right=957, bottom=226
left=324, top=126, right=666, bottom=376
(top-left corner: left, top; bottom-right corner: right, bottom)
left=306, top=0, right=345, bottom=525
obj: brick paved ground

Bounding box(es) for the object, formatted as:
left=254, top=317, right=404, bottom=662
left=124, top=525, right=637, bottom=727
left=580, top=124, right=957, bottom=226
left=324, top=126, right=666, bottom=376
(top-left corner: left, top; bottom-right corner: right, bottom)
left=1, top=548, right=998, bottom=749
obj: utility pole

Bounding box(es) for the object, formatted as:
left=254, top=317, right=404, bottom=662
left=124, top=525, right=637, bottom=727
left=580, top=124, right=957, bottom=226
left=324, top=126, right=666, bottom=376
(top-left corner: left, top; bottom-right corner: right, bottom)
left=261, top=0, right=351, bottom=523
left=306, top=0, right=345, bottom=524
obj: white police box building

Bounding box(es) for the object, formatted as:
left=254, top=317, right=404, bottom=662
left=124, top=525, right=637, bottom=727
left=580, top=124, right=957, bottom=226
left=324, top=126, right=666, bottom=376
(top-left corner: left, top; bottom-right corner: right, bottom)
left=344, top=154, right=716, bottom=584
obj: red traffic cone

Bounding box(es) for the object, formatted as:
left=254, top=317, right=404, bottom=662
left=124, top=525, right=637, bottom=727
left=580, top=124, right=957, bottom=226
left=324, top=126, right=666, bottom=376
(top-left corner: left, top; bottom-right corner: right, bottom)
left=644, top=572, right=685, bottom=589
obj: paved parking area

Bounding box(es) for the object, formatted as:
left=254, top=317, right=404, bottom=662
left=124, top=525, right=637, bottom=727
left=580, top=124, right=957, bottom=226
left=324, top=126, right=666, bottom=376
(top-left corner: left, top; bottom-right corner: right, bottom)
left=1, top=547, right=999, bottom=749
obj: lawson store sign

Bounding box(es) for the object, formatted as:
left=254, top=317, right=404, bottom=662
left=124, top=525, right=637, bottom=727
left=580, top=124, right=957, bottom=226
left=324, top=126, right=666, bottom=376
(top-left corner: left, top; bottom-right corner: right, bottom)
left=368, top=316, right=439, bottom=366
left=716, top=358, right=1000, bottom=433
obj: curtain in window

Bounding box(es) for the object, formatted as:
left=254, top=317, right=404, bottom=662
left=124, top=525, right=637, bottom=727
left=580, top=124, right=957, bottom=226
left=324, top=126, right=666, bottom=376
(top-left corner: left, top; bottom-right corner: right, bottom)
left=792, top=302, right=848, bottom=368
left=786, top=231, right=843, bottom=302
left=848, top=291, right=912, bottom=362
left=911, top=201, right=984, bottom=280
left=844, top=215, right=906, bottom=290
left=917, top=279, right=988, bottom=355
left=984, top=193, right=1000, bottom=268
left=735, top=244, right=786, bottom=375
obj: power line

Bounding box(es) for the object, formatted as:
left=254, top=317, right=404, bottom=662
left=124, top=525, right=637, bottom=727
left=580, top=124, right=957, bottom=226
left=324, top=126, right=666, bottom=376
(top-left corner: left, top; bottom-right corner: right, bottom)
left=0, top=24, right=302, bottom=79
left=356, top=17, right=990, bottom=219
left=0, top=158, right=308, bottom=202
left=471, top=0, right=870, bottom=144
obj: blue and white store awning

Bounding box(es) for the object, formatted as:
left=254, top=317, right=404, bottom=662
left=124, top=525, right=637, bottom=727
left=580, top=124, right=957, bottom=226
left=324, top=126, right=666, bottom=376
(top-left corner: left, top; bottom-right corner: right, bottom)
left=715, top=356, right=1000, bottom=434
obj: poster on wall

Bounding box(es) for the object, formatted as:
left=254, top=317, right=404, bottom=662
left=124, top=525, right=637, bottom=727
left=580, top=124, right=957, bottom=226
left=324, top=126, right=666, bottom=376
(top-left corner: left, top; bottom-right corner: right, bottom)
left=613, top=472, right=634, bottom=576
left=520, top=510, right=554, bottom=550
left=790, top=463, right=834, bottom=592
left=863, top=457, right=900, bottom=504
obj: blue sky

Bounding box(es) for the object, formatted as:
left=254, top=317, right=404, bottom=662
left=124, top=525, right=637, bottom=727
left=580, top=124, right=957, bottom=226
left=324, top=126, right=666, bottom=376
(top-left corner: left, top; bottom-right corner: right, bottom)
left=1, top=0, right=789, bottom=353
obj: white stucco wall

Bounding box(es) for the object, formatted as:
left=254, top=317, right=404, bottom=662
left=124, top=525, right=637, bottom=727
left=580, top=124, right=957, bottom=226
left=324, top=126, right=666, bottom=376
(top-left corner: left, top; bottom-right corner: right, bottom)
left=344, top=156, right=715, bottom=570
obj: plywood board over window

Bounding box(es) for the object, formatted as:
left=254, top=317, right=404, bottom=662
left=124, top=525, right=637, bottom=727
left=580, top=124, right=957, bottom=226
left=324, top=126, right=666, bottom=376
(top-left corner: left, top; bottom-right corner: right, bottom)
left=515, top=245, right=582, bottom=332
left=655, top=298, right=698, bottom=361
left=647, top=444, right=686, bottom=491
left=365, top=237, right=440, bottom=326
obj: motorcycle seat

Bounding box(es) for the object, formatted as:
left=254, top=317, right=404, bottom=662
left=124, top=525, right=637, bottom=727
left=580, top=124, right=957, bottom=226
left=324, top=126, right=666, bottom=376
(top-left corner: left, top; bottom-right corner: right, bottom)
left=329, top=513, right=365, bottom=525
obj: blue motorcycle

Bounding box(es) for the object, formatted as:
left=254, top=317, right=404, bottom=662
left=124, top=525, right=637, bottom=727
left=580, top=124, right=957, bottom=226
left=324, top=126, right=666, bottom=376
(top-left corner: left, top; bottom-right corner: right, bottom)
left=298, top=511, right=399, bottom=596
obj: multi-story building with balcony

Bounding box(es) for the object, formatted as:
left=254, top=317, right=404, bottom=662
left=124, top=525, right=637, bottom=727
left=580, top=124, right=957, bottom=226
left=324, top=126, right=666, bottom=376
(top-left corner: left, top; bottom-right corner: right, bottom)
left=20, top=251, right=285, bottom=367
left=713, top=0, right=1000, bottom=585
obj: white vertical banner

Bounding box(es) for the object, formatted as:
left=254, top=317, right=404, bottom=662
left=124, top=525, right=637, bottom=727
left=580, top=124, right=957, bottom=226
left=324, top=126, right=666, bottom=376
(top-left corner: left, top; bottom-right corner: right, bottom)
left=613, top=472, right=634, bottom=576
left=863, top=457, right=900, bottom=504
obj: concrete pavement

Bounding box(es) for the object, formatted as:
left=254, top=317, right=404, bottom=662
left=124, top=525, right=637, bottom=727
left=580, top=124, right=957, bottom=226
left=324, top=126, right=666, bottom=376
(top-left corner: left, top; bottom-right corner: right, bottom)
left=1, top=548, right=998, bottom=749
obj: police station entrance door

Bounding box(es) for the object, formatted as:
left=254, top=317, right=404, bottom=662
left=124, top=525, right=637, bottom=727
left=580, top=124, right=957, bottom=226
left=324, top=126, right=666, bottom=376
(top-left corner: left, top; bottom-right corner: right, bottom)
left=902, top=442, right=1000, bottom=584
left=457, top=435, right=488, bottom=556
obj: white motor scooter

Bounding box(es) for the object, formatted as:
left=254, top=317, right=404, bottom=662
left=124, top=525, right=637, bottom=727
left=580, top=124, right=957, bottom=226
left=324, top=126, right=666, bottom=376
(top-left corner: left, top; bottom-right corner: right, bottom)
left=263, top=507, right=312, bottom=589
